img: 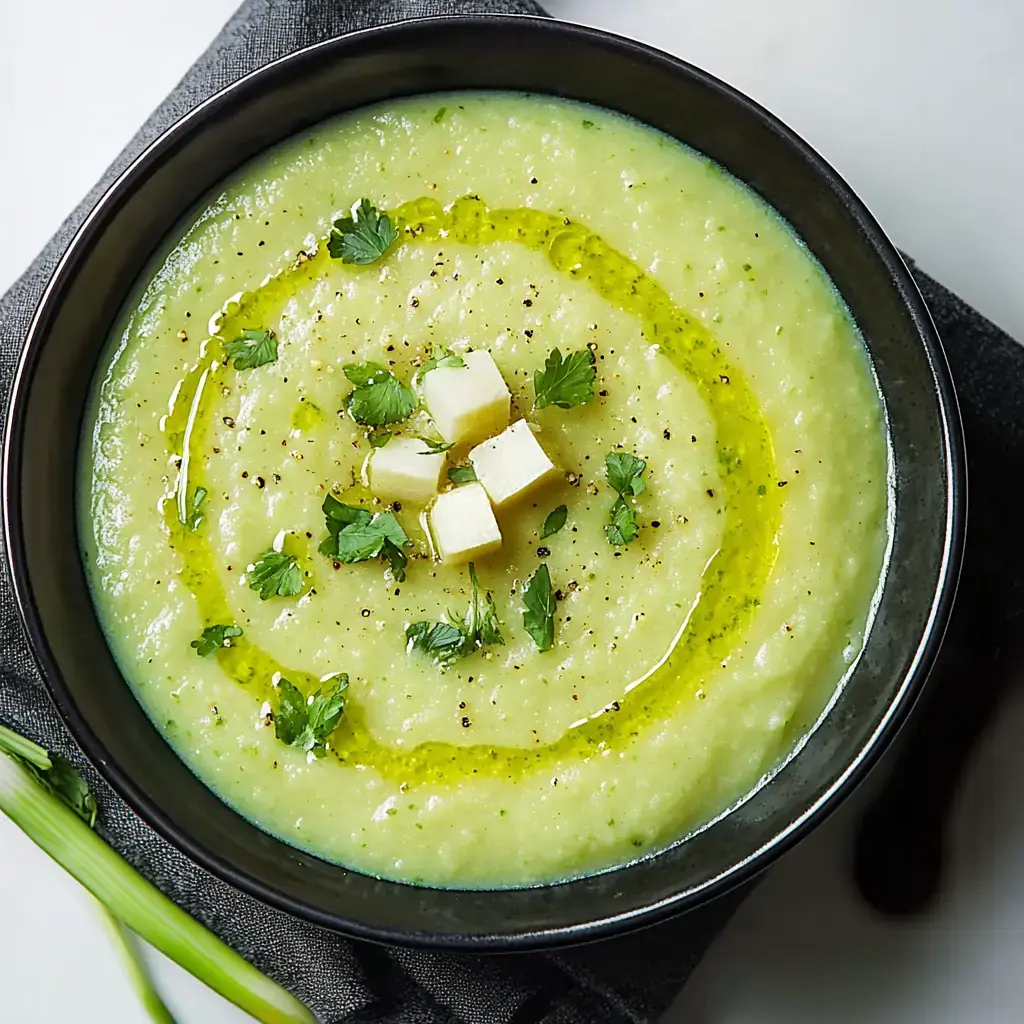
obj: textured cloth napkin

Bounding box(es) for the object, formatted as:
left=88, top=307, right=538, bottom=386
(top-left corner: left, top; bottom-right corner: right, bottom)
left=0, top=3, right=751, bottom=1022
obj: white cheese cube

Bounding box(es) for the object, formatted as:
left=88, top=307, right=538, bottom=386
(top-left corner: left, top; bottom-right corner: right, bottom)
left=421, top=349, right=511, bottom=445
left=368, top=438, right=446, bottom=504
left=429, top=482, right=502, bottom=564
left=469, top=420, right=558, bottom=508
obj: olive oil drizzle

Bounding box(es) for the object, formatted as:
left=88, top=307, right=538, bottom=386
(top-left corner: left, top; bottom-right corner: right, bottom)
left=162, top=195, right=782, bottom=784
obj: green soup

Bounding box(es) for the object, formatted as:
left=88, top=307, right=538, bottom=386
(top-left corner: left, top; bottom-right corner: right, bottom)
left=80, top=92, right=889, bottom=888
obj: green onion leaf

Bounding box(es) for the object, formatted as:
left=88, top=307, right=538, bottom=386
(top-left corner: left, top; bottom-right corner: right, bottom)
left=0, top=725, right=315, bottom=1024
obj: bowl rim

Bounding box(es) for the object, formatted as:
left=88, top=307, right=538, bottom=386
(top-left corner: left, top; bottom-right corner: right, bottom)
left=2, top=12, right=966, bottom=949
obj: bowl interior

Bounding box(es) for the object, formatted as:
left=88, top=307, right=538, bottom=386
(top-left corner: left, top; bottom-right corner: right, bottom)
left=4, top=16, right=961, bottom=948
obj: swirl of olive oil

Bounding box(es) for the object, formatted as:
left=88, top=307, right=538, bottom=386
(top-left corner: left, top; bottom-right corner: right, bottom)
left=162, top=196, right=782, bottom=785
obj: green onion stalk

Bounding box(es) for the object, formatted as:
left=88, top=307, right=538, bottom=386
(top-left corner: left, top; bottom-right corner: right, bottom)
left=0, top=724, right=316, bottom=1024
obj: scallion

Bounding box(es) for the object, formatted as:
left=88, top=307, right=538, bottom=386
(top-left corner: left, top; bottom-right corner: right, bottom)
left=0, top=724, right=315, bottom=1024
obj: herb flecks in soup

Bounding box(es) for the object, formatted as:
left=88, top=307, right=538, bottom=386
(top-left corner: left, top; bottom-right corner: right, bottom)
left=81, top=93, right=889, bottom=887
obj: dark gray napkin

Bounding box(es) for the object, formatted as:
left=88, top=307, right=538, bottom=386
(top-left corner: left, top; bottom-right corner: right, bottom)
left=0, top=2, right=749, bottom=1022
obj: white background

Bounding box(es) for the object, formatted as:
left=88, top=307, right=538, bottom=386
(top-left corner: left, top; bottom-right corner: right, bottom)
left=2, top=1, right=1023, bottom=1021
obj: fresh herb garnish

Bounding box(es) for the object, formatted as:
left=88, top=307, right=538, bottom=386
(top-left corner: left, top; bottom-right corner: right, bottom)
left=405, top=621, right=468, bottom=666
left=433, top=106, right=448, bottom=124
left=540, top=504, right=568, bottom=540
left=522, top=562, right=556, bottom=652
left=417, top=345, right=465, bottom=378
left=605, top=498, right=639, bottom=546
left=274, top=675, right=349, bottom=755
left=247, top=551, right=303, bottom=600
left=533, top=347, right=597, bottom=410
left=223, top=328, right=278, bottom=371
left=191, top=624, right=243, bottom=658
left=605, top=452, right=647, bottom=497
left=185, top=486, right=208, bottom=531
left=368, top=430, right=393, bottom=449
left=603, top=451, right=647, bottom=547
left=406, top=563, right=503, bottom=667
left=447, top=466, right=477, bottom=484
left=318, top=494, right=412, bottom=581
left=343, top=362, right=418, bottom=427
left=417, top=436, right=456, bottom=453
left=327, top=199, right=399, bottom=265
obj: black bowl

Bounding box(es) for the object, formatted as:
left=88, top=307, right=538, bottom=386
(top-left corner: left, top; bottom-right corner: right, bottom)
left=3, top=15, right=964, bottom=949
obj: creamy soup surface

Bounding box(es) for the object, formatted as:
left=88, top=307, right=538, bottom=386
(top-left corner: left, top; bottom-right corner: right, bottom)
left=81, top=92, right=889, bottom=887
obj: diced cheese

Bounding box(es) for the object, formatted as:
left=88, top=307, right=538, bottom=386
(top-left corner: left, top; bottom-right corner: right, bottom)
left=429, top=482, right=502, bottom=564
left=421, top=349, right=511, bottom=445
left=470, top=419, right=558, bottom=508
left=368, top=438, right=446, bottom=504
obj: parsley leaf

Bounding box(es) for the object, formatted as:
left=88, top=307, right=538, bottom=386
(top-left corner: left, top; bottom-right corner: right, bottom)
left=344, top=362, right=418, bottom=427
left=274, top=675, right=349, bottom=755
left=534, top=348, right=597, bottom=410
left=327, top=199, right=399, bottom=265
left=223, top=328, right=278, bottom=371
left=447, top=466, right=477, bottom=484
left=304, top=677, right=349, bottom=748
left=319, top=496, right=412, bottom=581
left=190, top=624, right=243, bottom=658
left=522, top=562, right=556, bottom=652
left=406, top=621, right=467, bottom=664
left=185, top=486, right=207, bottom=531
left=406, top=563, right=503, bottom=667
left=273, top=679, right=308, bottom=746
left=381, top=538, right=409, bottom=581
left=368, top=430, right=393, bottom=449
left=603, top=452, right=646, bottom=546
left=540, top=504, right=568, bottom=540
left=417, top=436, right=455, bottom=453
left=605, top=497, right=639, bottom=546
left=606, top=452, right=647, bottom=497
left=247, top=551, right=303, bottom=600
left=417, top=345, right=465, bottom=379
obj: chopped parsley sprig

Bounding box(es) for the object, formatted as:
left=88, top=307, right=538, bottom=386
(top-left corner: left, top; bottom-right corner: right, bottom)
left=247, top=551, right=303, bottom=600
left=327, top=199, right=398, bottom=265
left=223, top=328, right=278, bottom=371
left=191, top=624, right=243, bottom=658
left=416, top=345, right=465, bottom=380
left=274, top=675, right=349, bottom=756
left=319, top=494, right=413, bottom=581
left=533, top=347, right=597, bottom=410
left=343, top=362, right=418, bottom=427
left=406, top=563, right=503, bottom=667
left=604, top=451, right=647, bottom=547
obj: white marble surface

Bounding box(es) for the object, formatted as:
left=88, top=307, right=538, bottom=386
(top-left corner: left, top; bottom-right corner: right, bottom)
left=1, top=1, right=1022, bottom=1021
